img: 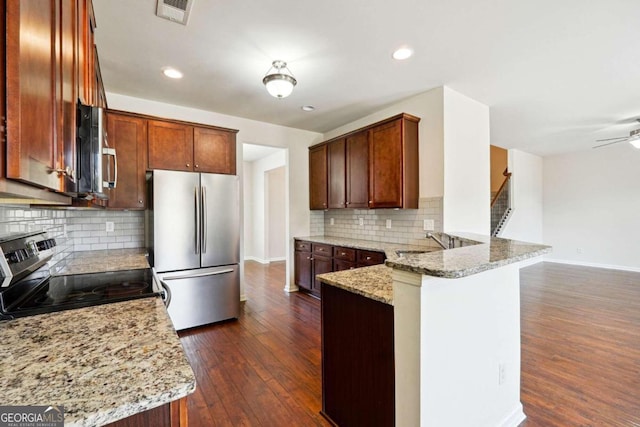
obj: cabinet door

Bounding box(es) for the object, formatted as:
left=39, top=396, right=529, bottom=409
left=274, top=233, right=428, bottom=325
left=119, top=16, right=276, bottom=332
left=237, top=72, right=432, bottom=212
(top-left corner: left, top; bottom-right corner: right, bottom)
left=369, top=119, right=403, bottom=208
left=346, top=131, right=369, bottom=208
left=76, top=0, right=95, bottom=106
left=193, top=127, right=236, bottom=175
left=327, top=138, right=346, bottom=209
left=309, top=144, right=328, bottom=210
left=294, top=249, right=312, bottom=291
left=106, top=113, right=147, bottom=209
left=59, top=0, right=78, bottom=192
left=312, top=255, right=333, bottom=295
left=148, top=120, right=194, bottom=171
left=6, top=0, right=62, bottom=191
left=333, top=259, right=355, bottom=272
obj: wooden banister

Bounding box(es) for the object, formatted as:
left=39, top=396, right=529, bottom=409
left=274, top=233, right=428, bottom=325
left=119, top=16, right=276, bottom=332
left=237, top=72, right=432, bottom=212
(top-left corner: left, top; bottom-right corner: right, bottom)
left=491, top=172, right=512, bottom=208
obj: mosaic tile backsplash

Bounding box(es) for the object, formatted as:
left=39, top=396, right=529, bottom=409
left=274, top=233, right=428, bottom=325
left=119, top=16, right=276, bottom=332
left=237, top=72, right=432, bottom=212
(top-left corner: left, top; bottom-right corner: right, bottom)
left=310, top=197, right=444, bottom=247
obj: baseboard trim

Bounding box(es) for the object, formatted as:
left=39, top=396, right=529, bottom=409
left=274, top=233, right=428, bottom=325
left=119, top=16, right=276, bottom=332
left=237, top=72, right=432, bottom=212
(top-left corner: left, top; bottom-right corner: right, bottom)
left=244, top=256, right=270, bottom=264
left=269, top=256, right=286, bottom=262
left=544, top=258, right=640, bottom=273
left=284, top=283, right=299, bottom=293
left=498, top=403, right=526, bottom=427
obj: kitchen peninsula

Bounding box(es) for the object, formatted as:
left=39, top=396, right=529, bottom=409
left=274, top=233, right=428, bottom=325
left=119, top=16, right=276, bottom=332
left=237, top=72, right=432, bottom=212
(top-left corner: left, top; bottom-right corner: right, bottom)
left=0, top=251, right=196, bottom=427
left=317, top=233, right=551, bottom=427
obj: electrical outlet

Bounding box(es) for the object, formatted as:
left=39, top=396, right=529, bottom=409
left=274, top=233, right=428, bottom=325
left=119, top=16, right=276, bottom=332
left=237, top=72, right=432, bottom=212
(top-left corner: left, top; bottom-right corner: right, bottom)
left=106, top=221, right=114, bottom=232
left=498, top=362, right=506, bottom=385
left=576, top=248, right=584, bottom=254
left=423, top=219, right=435, bottom=231
left=330, top=218, right=335, bottom=226
left=358, top=217, right=364, bottom=226
left=386, top=219, right=392, bottom=229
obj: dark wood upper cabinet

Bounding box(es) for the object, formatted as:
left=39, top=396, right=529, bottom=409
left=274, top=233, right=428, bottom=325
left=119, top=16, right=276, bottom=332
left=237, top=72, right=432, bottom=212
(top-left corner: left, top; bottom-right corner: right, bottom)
left=193, top=127, right=236, bottom=175
left=59, top=0, right=78, bottom=192
left=309, top=144, right=328, bottom=210
left=6, top=0, right=62, bottom=191
left=106, top=112, right=147, bottom=209
left=327, top=138, right=346, bottom=209
left=76, top=0, right=96, bottom=106
left=148, top=120, right=194, bottom=172
left=369, top=114, right=419, bottom=209
left=148, top=120, right=237, bottom=175
left=309, top=113, right=419, bottom=210
left=345, top=131, right=369, bottom=208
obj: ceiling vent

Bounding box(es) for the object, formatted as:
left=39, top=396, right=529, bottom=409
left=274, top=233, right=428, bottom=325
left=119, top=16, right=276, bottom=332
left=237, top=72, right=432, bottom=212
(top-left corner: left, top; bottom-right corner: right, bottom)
left=156, top=0, right=194, bottom=25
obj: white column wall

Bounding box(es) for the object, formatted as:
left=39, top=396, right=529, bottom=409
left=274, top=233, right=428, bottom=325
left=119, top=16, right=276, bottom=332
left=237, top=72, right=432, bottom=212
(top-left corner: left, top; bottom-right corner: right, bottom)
left=442, top=87, right=491, bottom=235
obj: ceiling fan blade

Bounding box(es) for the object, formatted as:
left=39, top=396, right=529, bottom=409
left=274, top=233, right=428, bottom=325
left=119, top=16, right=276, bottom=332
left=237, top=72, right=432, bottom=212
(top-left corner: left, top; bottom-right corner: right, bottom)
left=593, top=139, right=627, bottom=149
left=594, top=136, right=628, bottom=142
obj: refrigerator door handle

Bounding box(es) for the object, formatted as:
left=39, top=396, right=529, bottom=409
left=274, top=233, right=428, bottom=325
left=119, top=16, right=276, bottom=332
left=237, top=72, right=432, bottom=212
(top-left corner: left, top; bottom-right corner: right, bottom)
left=201, top=186, right=207, bottom=254
left=161, top=281, right=172, bottom=308
left=162, top=269, right=235, bottom=280
left=194, top=186, right=200, bottom=254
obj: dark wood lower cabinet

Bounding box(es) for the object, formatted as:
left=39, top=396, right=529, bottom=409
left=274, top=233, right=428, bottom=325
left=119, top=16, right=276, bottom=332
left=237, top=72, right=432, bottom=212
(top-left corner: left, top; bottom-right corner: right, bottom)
left=321, top=284, right=394, bottom=426
left=105, top=397, right=188, bottom=427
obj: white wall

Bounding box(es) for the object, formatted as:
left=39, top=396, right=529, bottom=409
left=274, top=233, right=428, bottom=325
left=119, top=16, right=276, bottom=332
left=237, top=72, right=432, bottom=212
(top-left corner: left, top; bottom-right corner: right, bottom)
left=267, top=166, right=286, bottom=261
left=501, top=149, right=543, bottom=243
left=543, top=144, right=640, bottom=271
left=243, top=150, right=286, bottom=263
left=107, top=93, right=323, bottom=293
left=442, top=87, right=490, bottom=234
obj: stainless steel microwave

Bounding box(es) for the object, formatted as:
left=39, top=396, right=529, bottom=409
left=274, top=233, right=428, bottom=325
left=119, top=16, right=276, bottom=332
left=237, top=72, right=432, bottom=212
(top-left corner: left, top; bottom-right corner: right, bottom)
left=76, top=104, right=117, bottom=199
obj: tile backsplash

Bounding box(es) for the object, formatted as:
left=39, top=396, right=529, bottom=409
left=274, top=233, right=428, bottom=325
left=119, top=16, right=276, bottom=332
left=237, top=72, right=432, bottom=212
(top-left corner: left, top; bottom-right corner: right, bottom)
left=311, top=197, right=444, bottom=247
left=0, top=206, right=145, bottom=261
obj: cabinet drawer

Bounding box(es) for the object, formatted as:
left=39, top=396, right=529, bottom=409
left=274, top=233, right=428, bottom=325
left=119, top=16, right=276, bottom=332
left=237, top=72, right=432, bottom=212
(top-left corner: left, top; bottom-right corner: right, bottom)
left=333, top=246, right=356, bottom=262
left=313, top=243, right=333, bottom=257
left=295, top=240, right=311, bottom=252
left=357, top=250, right=385, bottom=266
left=334, top=259, right=356, bottom=272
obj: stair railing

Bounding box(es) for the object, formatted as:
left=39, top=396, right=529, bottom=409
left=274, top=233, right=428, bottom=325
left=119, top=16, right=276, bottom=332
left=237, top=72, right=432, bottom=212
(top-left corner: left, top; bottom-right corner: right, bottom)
left=491, top=168, right=512, bottom=236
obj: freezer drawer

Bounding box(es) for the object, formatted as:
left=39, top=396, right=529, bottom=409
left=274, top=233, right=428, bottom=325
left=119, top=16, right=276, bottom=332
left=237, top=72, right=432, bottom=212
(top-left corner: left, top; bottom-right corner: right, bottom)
left=159, top=265, right=240, bottom=330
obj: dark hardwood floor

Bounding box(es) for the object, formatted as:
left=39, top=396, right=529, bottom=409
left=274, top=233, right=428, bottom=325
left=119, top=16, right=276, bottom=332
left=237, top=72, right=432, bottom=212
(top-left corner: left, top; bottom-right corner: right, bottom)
left=180, top=260, right=640, bottom=426
left=179, top=261, right=330, bottom=426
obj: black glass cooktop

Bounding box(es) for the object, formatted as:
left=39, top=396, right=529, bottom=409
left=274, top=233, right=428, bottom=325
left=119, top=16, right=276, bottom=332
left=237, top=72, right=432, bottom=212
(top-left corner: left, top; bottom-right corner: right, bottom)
left=0, top=268, right=161, bottom=319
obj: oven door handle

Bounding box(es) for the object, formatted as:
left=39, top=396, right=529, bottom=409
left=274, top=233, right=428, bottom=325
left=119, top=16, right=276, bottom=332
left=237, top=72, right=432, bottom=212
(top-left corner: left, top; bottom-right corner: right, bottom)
left=161, top=281, right=172, bottom=308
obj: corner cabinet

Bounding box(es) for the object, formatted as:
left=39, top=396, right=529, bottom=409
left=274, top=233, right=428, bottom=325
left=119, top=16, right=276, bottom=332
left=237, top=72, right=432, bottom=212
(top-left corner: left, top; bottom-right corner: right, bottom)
left=309, top=113, right=419, bottom=210
left=105, top=112, right=147, bottom=209
left=309, top=144, right=328, bottom=210
left=148, top=120, right=237, bottom=175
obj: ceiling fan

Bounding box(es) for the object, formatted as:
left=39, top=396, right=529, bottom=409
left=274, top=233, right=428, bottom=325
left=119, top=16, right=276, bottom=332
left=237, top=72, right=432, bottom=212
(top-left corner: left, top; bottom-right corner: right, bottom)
left=593, top=119, right=640, bottom=149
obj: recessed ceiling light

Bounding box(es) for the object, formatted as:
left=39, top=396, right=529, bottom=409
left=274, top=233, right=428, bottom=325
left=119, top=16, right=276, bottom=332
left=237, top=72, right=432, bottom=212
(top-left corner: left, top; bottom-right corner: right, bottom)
left=392, top=47, right=413, bottom=60
left=162, top=67, right=183, bottom=79
left=301, top=105, right=315, bottom=112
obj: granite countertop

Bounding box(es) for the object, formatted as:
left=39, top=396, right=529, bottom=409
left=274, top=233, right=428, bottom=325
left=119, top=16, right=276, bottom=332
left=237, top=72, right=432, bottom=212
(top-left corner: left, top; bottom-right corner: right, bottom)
left=384, top=233, right=551, bottom=278
left=298, top=233, right=550, bottom=279
left=0, top=297, right=196, bottom=427
left=52, top=249, right=149, bottom=276
left=311, top=233, right=550, bottom=305
left=316, top=264, right=393, bottom=305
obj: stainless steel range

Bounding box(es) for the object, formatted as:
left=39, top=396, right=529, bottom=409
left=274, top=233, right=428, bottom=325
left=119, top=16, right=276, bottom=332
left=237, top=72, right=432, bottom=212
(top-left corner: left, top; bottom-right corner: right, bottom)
left=0, top=231, right=161, bottom=320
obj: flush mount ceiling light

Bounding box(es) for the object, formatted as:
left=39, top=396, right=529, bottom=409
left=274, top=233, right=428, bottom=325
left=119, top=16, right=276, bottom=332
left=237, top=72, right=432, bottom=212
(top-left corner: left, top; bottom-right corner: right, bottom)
left=262, top=60, right=297, bottom=98
left=392, top=47, right=414, bottom=60
left=162, top=67, right=183, bottom=79
left=628, top=130, right=640, bottom=148
left=301, top=105, right=315, bottom=112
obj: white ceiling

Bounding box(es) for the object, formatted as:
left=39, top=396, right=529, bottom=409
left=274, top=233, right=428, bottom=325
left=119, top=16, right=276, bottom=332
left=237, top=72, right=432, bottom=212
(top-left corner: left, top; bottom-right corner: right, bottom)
left=93, top=0, right=640, bottom=157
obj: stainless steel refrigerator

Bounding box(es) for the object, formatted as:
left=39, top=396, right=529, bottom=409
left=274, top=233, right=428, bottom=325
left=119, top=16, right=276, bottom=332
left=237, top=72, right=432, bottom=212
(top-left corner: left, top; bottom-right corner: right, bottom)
left=148, top=169, right=240, bottom=330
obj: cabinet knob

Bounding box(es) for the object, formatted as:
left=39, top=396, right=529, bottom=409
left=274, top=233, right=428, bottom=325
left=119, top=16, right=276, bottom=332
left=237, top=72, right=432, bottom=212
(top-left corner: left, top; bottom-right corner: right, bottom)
left=139, top=200, right=143, bottom=204
left=186, top=163, right=190, bottom=167
left=346, top=202, right=350, bottom=205
left=195, top=164, right=199, bottom=168
left=366, top=256, right=372, bottom=260
left=341, top=252, right=346, bottom=256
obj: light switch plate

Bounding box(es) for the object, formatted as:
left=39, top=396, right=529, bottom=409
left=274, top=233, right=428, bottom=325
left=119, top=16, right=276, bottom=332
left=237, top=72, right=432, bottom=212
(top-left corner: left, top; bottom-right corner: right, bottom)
left=386, top=219, right=392, bottom=229
left=106, top=221, right=115, bottom=232
left=358, top=217, right=364, bottom=226
left=423, top=219, right=435, bottom=231
left=330, top=218, right=335, bottom=226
